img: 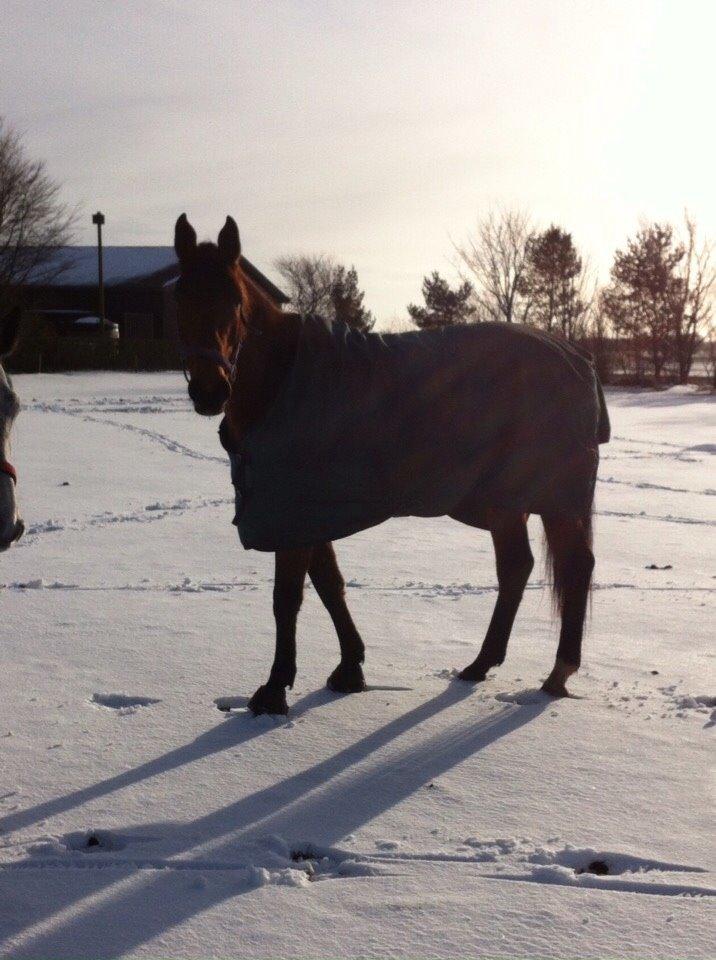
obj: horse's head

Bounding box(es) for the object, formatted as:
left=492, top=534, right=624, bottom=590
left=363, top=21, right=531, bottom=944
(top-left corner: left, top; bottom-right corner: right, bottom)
left=0, top=316, right=23, bottom=550
left=174, top=214, right=247, bottom=416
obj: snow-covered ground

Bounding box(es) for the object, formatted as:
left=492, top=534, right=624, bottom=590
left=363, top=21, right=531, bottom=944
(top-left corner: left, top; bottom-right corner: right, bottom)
left=1, top=373, right=713, bottom=959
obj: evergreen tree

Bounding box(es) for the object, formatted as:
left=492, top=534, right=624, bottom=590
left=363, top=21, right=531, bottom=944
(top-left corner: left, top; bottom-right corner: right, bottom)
left=407, top=272, right=475, bottom=328
left=330, top=264, right=374, bottom=332
left=602, top=224, right=684, bottom=382
left=522, top=226, right=588, bottom=339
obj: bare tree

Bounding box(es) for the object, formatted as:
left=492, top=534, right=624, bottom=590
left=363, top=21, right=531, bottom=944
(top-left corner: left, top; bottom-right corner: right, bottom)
left=0, top=118, right=76, bottom=324
left=455, top=209, right=533, bottom=323
left=583, top=291, right=613, bottom=384
left=671, top=215, right=714, bottom=384
left=275, top=254, right=374, bottom=331
left=274, top=254, right=337, bottom=318
left=702, top=320, right=716, bottom=390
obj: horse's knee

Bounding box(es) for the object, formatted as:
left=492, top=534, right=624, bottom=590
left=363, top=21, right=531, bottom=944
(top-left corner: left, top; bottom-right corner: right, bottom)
left=310, top=545, right=348, bottom=608
left=273, top=582, right=304, bottom=619
left=493, top=520, right=534, bottom=590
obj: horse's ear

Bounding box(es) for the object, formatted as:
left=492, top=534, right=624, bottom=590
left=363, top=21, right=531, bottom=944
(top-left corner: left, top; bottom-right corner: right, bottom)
left=174, top=213, right=197, bottom=266
left=217, top=216, right=241, bottom=265
left=0, top=314, right=21, bottom=359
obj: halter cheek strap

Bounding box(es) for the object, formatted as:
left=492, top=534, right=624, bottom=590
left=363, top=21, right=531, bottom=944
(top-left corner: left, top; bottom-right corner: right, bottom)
left=178, top=314, right=248, bottom=386
left=0, top=461, right=17, bottom=484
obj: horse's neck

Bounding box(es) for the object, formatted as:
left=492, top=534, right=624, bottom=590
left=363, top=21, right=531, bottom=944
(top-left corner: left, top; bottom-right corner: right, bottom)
left=225, top=312, right=300, bottom=443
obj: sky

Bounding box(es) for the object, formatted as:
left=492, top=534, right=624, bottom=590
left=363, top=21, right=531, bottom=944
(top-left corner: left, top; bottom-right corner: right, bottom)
left=2, top=0, right=715, bottom=323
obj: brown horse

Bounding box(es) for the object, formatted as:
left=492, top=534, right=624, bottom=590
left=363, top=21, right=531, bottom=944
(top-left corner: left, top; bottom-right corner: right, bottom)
left=173, top=214, right=608, bottom=715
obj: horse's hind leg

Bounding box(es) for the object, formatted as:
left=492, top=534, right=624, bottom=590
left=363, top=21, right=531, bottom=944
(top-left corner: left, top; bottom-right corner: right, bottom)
left=248, top=547, right=313, bottom=715
left=309, top=542, right=367, bottom=693
left=458, top=512, right=534, bottom=682
left=541, top=514, right=595, bottom=697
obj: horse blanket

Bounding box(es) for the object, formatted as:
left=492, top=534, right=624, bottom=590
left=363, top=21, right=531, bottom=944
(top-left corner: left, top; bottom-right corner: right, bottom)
left=228, top=316, right=610, bottom=551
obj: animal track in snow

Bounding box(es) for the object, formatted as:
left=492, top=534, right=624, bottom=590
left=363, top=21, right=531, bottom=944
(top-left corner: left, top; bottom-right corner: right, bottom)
left=293, top=838, right=715, bottom=897
left=20, top=496, right=234, bottom=544
left=481, top=842, right=716, bottom=898
left=598, top=475, right=715, bottom=496
left=596, top=509, right=715, bottom=527
left=90, top=693, right=161, bottom=713
left=30, top=401, right=226, bottom=463
left=595, top=679, right=716, bottom=726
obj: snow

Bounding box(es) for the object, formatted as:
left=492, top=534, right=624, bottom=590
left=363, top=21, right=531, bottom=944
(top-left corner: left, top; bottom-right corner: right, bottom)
left=0, top=374, right=714, bottom=959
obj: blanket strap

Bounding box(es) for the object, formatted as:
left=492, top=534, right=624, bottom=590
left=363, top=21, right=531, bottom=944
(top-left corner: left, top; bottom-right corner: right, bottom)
left=0, top=461, right=17, bottom=484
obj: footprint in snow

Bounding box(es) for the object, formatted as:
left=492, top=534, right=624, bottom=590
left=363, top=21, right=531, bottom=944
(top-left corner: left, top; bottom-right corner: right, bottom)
left=495, top=688, right=555, bottom=706
left=91, top=693, right=161, bottom=713
left=214, top=695, right=250, bottom=712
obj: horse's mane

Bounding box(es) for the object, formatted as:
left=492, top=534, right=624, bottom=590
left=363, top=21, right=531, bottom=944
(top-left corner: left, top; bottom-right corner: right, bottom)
left=234, top=258, right=285, bottom=332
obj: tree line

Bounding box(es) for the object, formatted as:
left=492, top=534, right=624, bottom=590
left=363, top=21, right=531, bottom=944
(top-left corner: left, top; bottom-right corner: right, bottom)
left=278, top=209, right=714, bottom=386
left=2, top=117, right=713, bottom=385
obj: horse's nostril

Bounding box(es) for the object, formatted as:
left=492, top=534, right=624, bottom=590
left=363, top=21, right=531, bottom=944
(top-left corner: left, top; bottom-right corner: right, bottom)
left=188, top=379, right=230, bottom=415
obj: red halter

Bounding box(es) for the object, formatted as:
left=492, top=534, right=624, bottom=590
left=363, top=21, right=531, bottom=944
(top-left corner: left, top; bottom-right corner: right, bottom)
left=0, top=461, right=17, bottom=484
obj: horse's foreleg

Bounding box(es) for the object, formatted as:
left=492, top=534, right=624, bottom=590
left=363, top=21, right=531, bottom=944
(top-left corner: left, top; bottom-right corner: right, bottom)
left=541, top=515, right=594, bottom=697
left=248, top=547, right=313, bottom=715
left=459, top=513, right=533, bottom=682
left=309, top=542, right=367, bottom=693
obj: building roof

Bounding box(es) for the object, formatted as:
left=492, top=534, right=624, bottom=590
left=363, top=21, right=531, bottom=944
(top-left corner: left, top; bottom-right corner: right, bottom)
left=26, top=246, right=289, bottom=303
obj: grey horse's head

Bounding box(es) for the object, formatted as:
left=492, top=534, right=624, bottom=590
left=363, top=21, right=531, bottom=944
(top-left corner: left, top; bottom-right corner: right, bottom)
left=0, top=316, right=23, bottom=550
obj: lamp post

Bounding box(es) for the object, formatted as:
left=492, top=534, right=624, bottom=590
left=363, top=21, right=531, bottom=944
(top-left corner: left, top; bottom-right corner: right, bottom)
left=92, top=211, right=106, bottom=329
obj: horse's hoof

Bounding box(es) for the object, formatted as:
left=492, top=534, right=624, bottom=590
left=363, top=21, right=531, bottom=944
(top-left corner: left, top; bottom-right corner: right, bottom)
left=541, top=679, right=571, bottom=698
left=327, top=661, right=367, bottom=693
left=458, top=664, right=488, bottom=683
left=542, top=659, right=577, bottom=698
left=247, top=685, right=289, bottom=716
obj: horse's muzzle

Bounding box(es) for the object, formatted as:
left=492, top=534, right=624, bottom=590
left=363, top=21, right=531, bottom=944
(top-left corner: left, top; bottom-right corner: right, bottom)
left=0, top=518, right=24, bottom=552
left=188, top=380, right=230, bottom=417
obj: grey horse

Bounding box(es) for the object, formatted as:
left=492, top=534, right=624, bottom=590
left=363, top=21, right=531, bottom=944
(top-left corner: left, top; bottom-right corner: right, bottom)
left=0, top=316, right=24, bottom=550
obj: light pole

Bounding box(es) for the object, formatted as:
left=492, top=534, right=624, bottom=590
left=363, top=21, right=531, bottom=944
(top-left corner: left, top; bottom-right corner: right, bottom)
left=92, top=211, right=106, bottom=329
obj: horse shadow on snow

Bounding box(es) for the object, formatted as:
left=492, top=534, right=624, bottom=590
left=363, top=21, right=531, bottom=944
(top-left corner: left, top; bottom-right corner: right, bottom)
left=2, top=684, right=548, bottom=958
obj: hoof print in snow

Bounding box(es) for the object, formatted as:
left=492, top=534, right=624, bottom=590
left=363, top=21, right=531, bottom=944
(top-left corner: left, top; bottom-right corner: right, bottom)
left=289, top=845, right=383, bottom=881
left=290, top=847, right=316, bottom=863
left=214, top=695, right=250, bottom=712
left=64, top=829, right=125, bottom=852
left=91, top=693, right=161, bottom=714
left=577, top=859, right=610, bottom=876
left=646, top=563, right=673, bottom=570
left=496, top=688, right=553, bottom=706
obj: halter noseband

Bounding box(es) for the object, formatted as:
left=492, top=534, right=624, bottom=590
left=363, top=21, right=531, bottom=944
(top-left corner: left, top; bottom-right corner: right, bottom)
left=0, top=461, right=17, bottom=484
left=178, top=335, right=244, bottom=386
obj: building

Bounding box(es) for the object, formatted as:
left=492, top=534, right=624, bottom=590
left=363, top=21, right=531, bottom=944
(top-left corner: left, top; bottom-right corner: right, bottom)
left=24, top=246, right=289, bottom=341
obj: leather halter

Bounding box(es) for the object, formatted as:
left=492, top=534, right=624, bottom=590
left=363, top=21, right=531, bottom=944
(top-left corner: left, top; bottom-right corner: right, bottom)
left=179, top=341, right=243, bottom=384
left=178, top=304, right=248, bottom=386
left=0, top=461, right=17, bottom=484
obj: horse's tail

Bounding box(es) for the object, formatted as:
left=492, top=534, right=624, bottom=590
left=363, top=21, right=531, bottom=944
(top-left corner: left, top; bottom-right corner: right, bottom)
left=542, top=508, right=595, bottom=616
left=542, top=504, right=595, bottom=616
left=595, top=374, right=611, bottom=444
